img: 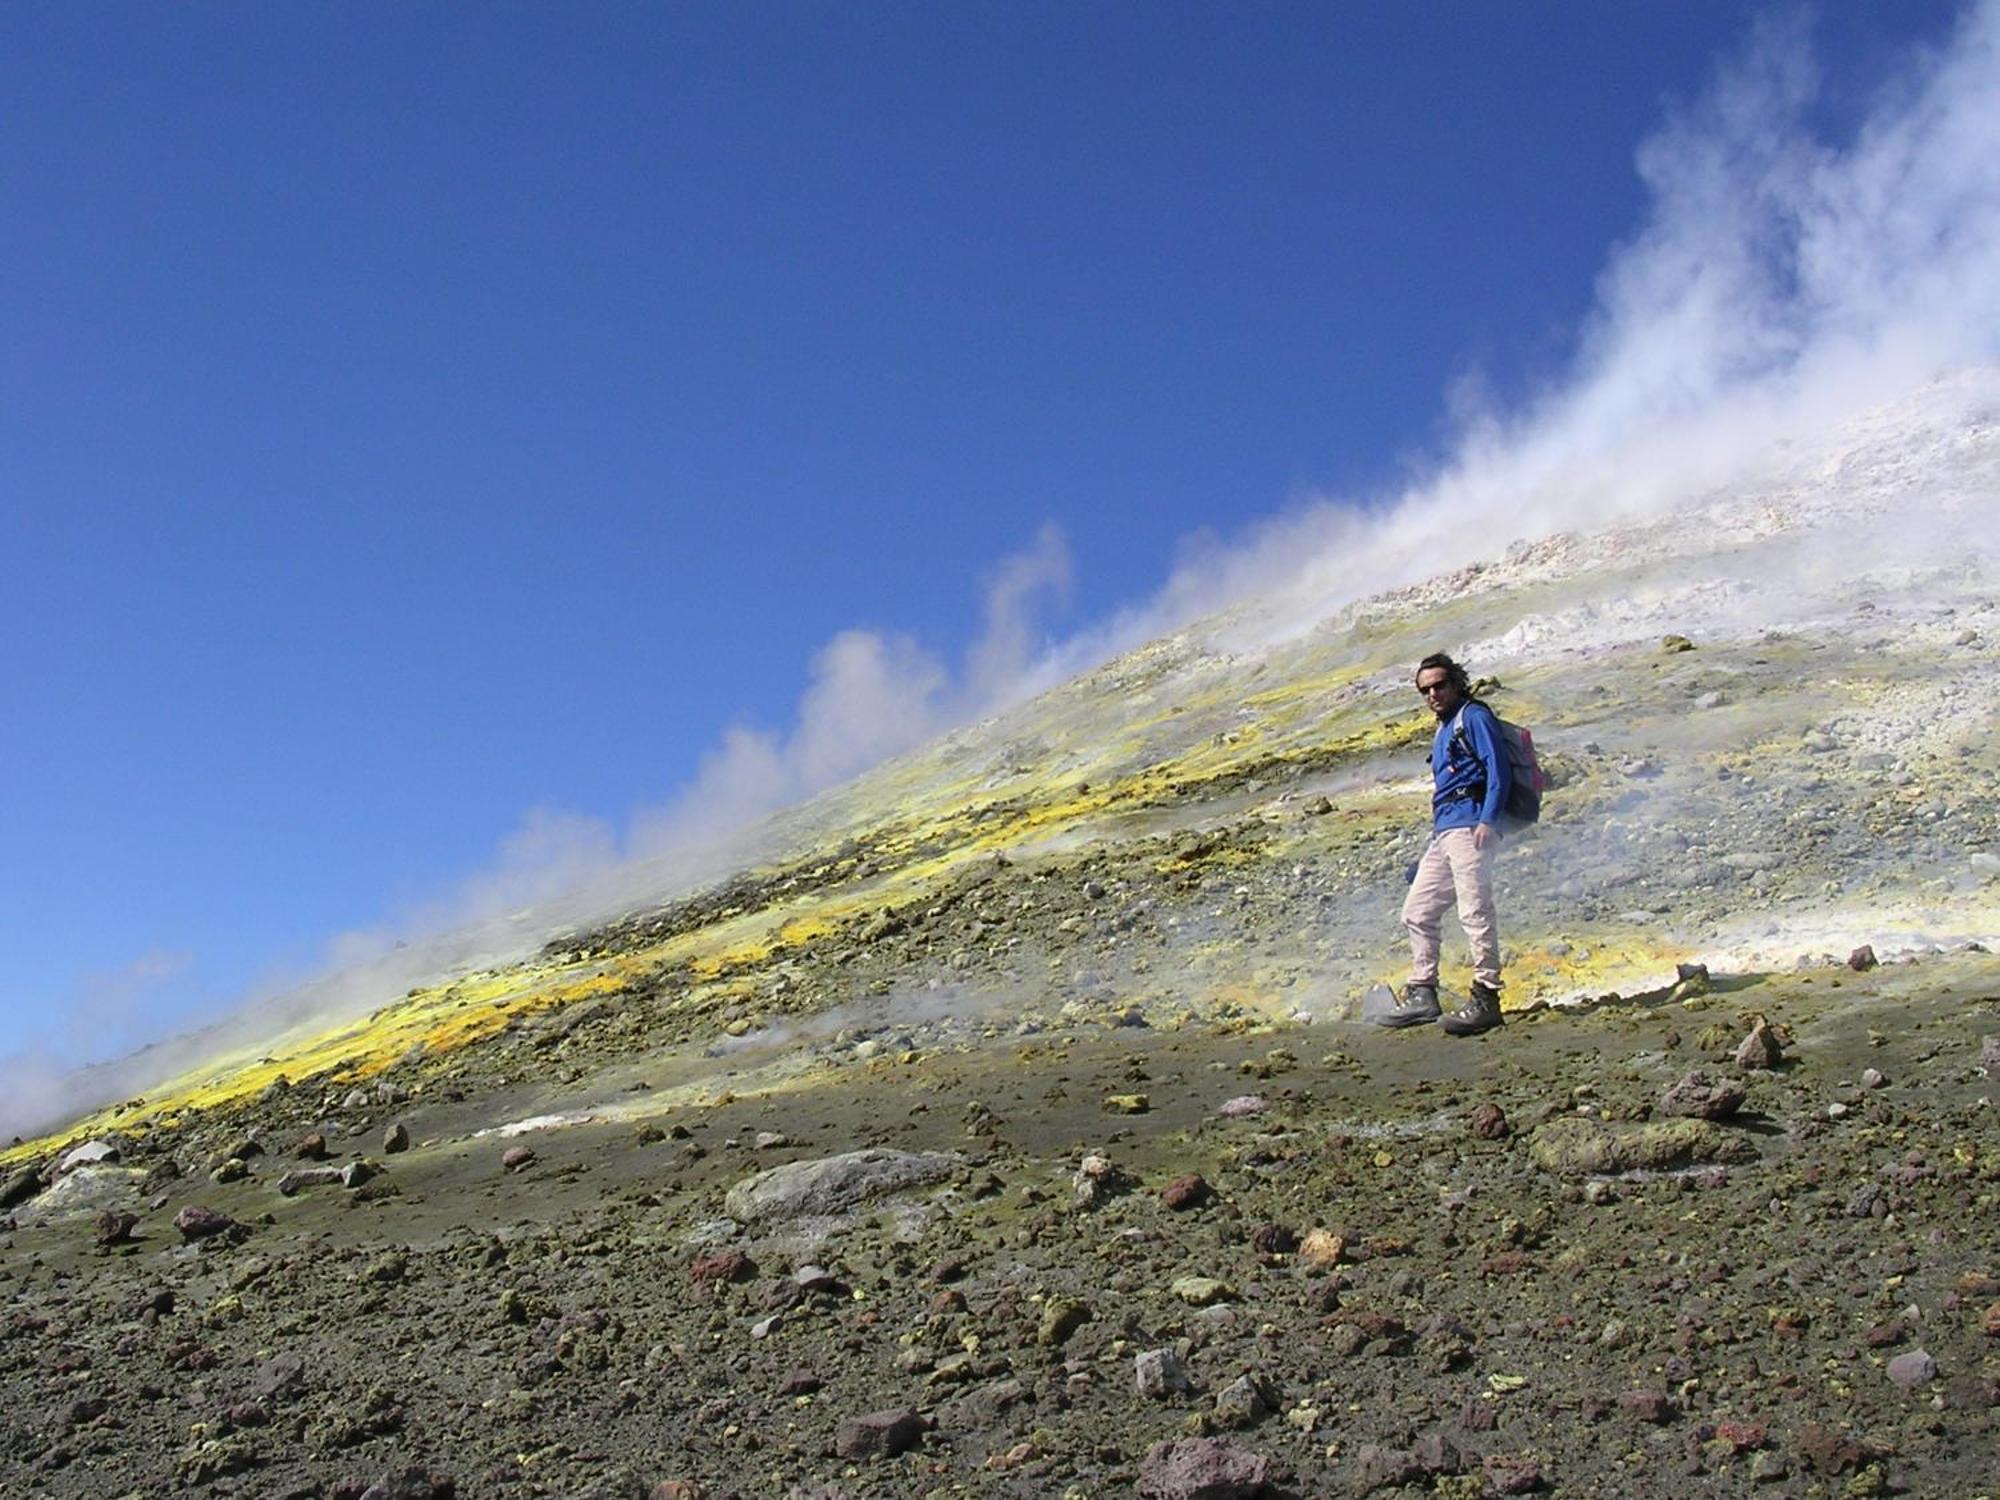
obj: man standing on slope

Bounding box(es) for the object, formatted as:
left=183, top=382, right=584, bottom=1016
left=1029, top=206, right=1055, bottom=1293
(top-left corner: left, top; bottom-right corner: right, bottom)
left=1373, top=652, right=1510, bottom=1036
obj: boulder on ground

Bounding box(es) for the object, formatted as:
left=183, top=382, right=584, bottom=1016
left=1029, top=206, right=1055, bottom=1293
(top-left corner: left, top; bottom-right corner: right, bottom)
left=723, top=1148, right=960, bottom=1224
left=1136, top=1435, right=1274, bottom=1499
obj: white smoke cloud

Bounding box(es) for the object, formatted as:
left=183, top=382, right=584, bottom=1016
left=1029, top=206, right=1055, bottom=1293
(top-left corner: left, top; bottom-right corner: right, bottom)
left=8, top=2, right=1998, bottom=1143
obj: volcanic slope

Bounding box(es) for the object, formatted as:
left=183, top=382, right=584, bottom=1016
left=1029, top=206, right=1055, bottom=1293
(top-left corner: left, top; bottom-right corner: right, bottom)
left=2, top=373, right=1998, bottom=1499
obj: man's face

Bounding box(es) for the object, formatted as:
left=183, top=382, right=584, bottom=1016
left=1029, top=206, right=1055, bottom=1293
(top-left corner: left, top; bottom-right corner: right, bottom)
left=1416, top=666, right=1460, bottom=720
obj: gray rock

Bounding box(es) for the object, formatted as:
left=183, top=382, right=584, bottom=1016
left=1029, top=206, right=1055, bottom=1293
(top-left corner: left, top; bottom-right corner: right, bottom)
left=1350, top=1444, right=1423, bottom=1495
left=1136, top=1435, right=1274, bottom=1499
left=383, top=1123, right=410, bottom=1154
left=1887, top=1349, right=1938, bottom=1388
left=56, top=1140, right=120, bottom=1175
left=1136, top=1347, right=1193, bottom=1399
left=1213, top=1374, right=1272, bottom=1428
left=173, top=1204, right=239, bottom=1241
left=833, top=1407, right=926, bottom=1459
left=724, top=1148, right=961, bottom=1224
left=10, top=1165, right=148, bottom=1225
left=0, top=1166, right=44, bottom=1209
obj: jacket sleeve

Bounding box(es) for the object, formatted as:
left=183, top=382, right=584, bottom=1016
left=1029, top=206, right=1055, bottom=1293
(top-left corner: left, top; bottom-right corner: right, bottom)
left=1466, top=705, right=1512, bottom=826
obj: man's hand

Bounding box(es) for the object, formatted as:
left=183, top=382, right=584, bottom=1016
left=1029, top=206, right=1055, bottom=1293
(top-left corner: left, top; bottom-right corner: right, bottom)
left=1472, top=822, right=1496, bottom=851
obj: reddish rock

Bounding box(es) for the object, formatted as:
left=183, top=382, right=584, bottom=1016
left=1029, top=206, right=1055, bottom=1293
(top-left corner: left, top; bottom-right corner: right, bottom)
left=648, top=1483, right=703, bottom=1500
left=1734, top=1020, right=1785, bottom=1070
left=1137, top=1435, right=1275, bottom=1499
left=688, top=1249, right=756, bottom=1286
left=1486, top=1457, right=1545, bottom=1493
left=1620, top=1388, right=1675, bottom=1423
left=1955, top=1270, right=2000, bottom=1297
left=1714, top=1419, right=1768, bottom=1452
left=500, top=1146, right=535, bottom=1172
left=1981, top=1304, right=2000, bottom=1339
left=295, top=1132, right=329, bottom=1160
left=1661, top=1070, right=1746, bottom=1121
left=94, top=1211, right=139, bottom=1247
left=1468, top=1102, right=1511, bottom=1140
left=1481, top=1250, right=1535, bottom=1276
left=1161, top=1173, right=1212, bottom=1210
left=1796, top=1422, right=1874, bottom=1476
left=172, top=1205, right=237, bottom=1242
left=1862, top=1318, right=1908, bottom=1348
left=1846, top=944, right=1878, bottom=972
left=776, top=1368, right=821, bottom=1396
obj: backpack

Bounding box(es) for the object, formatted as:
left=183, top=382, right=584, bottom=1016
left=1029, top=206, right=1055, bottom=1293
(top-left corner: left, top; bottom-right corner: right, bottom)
left=1450, top=702, right=1546, bottom=826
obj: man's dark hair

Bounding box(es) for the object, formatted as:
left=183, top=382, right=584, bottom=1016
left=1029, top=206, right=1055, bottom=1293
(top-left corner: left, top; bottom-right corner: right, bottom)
left=1415, top=652, right=1474, bottom=698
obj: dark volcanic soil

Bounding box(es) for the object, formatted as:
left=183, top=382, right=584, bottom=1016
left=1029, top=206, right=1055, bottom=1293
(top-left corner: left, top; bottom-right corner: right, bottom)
left=3, top=953, right=1998, bottom=1499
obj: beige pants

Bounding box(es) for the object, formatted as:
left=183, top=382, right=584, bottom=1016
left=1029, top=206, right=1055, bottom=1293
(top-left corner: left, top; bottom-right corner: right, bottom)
left=1402, top=826, right=1501, bottom=990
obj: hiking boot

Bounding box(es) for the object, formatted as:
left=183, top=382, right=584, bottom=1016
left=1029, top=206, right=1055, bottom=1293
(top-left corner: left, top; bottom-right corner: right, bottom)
left=1371, top=982, right=1441, bottom=1029
left=1440, top=983, right=1503, bottom=1037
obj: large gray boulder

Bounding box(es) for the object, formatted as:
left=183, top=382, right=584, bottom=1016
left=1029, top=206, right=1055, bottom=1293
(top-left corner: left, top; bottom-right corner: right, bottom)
left=723, top=1148, right=960, bottom=1224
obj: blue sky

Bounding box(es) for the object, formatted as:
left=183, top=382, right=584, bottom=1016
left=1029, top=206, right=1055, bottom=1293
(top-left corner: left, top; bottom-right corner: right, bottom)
left=0, top=2, right=1981, bottom=1111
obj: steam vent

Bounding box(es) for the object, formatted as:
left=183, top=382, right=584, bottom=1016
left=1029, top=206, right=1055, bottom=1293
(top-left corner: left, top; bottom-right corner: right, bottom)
left=5, top=377, right=1999, bottom=1495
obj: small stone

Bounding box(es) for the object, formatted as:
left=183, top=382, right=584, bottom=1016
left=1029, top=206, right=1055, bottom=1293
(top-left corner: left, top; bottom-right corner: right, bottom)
left=1161, top=1173, right=1211, bottom=1210
left=1661, top=1070, right=1746, bottom=1121
left=777, top=1368, right=821, bottom=1396
left=1105, top=1093, right=1151, bottom=1115
left=295, top=1132, right=329, bottom=1160
left=210, top=1158, right=248, bottom=1184
left=1212, top=1374, right=1271, bottom=1428
left=1412, top=1432, right=1463, bottom=1475
left=94, top=1210, right=139, bottom=1247
left=382, top=1124, right=410, bottom=1155
left=1249, top=1221, right=1297, bottom=1254
left=172, top=1205, right=238, bottom=1242
left=1486, top=1457, right=1544, bottom=1493
left=1749, top=1451, right=1790, bottom=1483
left=648, top=1482, right=705, bottom=1500
left=1847, top=945, right=1878, bottom=972
left=1350, top=1444, right=1423, bottom=1494
left=1170, top=1275, right=1236, bottom=1307
left=1468, top=1102, right=1511, bottom=1140
left=1620, top=1388, right=1675, bottom=1422
left=1297, top=1228, right=1345, bottom=1269
left=1662, top=634, right=1695, bottom=653
left=1886, top=1349, right=1937, bottom=1389
left=1135, top=1347, right=1192, bottom=1399
left=500, top=1146, right=535, bottom=1172
left=1796, top=1422, right=1872, bottom=1476
left=834, top=1407, right=926, bottom=1460
left=1036, top=1297, right=1091, bottom=1347
left=688, top=1250, right=756, bottom=1286
left=1860, top=1067, right=1887, bottom=1089
left=1217, top=1094, right=1268, bottom=1118
left=1735, top=1020, right=1785, bottom=1070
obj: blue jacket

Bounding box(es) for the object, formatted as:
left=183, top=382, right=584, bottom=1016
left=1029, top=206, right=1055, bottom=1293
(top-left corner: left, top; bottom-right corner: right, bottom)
left=1431, top=699, right=1511, bottom=831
